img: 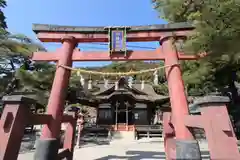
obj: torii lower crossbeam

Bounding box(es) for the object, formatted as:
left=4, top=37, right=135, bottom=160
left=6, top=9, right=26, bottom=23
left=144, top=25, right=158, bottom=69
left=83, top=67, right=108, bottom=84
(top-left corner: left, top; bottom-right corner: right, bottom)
left=32, top=49, right=200, bottom=61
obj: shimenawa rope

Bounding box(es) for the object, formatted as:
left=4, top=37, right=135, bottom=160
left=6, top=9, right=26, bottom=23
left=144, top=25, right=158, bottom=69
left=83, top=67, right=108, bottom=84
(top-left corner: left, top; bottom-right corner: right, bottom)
left=57, top=63, right=179, bottom=76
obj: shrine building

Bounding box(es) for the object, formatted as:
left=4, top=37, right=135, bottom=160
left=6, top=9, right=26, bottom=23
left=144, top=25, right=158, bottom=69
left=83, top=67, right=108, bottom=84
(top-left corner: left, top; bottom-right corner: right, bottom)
left=74, top=77, right=170, bottom=137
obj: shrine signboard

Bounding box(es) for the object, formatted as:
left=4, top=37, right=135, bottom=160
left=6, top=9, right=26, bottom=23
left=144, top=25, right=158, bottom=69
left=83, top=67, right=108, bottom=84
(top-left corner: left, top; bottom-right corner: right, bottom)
left=111, top=30, right=125, bottom=52
left=108, top=27, right=127, bottom=55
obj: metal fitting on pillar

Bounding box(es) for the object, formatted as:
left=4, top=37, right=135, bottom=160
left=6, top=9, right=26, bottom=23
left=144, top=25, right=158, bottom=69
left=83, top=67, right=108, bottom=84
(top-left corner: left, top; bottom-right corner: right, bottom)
left=61, top=36, right=78, bottom=48
left=159, top=32, right=175, bottom=45
left=159, top=32, right=187, bottom=46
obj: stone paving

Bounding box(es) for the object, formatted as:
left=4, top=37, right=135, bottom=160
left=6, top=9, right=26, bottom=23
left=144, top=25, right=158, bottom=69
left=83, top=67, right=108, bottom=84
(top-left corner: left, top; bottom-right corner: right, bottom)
left=18, top=138, right=211, bottom=160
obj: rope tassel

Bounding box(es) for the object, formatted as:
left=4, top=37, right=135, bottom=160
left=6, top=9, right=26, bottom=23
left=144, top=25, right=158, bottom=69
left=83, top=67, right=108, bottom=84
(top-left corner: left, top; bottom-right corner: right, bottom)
left=115, top=81, right=119, bottom=90
left=128, top=76, right=133, bottom=88
left=153, top=70, right=158, bottom=85
left=77, top=71, right=85, bottom=86
left=104, top=78, right=109, bottom=88
left=88, top=79, right=92, bottom=89
left=141, top=80, right=145, bottom=90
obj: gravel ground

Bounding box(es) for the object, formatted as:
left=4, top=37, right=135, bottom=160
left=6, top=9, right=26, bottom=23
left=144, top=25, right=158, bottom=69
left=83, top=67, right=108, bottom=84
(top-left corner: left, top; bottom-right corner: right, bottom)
left=18, top=137, right=211, bottom=160
left=19, top=132, right=40, bottom=153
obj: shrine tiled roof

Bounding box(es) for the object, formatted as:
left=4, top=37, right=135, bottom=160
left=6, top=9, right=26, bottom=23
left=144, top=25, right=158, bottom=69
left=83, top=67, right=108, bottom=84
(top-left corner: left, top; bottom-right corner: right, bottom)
left=95, top=91, right=169, bottom=103
left=90, top=77, right=169, bottom=103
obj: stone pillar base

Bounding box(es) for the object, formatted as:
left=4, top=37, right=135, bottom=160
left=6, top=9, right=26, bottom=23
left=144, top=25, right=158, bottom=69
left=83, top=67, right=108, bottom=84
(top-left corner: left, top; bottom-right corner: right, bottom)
left=176, top=139, right=201, bottom=160
left=34, top=138, right=60, bottom=160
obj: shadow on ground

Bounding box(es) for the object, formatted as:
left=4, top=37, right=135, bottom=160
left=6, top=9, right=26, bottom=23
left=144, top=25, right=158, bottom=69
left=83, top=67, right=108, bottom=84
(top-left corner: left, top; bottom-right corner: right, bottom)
left=95, top=151, right=165, bottom=160
left=78, top=136, right=111, bottom=148
left=80, top=139, right=110, bottom=147
left=94, top=150, right=210, bottom=160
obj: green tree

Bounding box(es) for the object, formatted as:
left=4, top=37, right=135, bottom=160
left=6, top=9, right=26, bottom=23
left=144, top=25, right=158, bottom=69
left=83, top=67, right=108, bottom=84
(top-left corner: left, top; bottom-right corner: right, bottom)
left=14, top=62, right=56, bottom=105
left=0, top=0, right=48, bottom=98
left=0, top=33, right=46, bottom=97
left=153, top=0, right=240, bottom=98
left=153, top=0, right=240, bottom=137
left=0, top=0, right=7, bottom=30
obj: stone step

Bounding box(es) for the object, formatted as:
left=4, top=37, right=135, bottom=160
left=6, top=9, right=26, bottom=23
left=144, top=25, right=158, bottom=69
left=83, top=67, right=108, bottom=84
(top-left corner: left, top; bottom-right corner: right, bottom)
left=112, top=131, right=135, bottom=140
left=115, top=125, right=135, bottom=131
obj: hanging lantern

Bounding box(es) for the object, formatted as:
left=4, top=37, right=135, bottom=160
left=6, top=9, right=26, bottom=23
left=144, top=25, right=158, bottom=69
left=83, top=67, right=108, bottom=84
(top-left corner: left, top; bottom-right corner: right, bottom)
left=115, top=80, right=119, bottom=90
left=153, top=70, right=158, bottom=85
left=88, top=79, right=92, bottom=89
left=141, top=80, right=145, bottom=90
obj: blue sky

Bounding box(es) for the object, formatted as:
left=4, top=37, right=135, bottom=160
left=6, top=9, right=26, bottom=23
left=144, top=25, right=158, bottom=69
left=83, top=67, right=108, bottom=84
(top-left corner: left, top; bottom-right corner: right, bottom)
left=4, top=0, right=167, bottom=67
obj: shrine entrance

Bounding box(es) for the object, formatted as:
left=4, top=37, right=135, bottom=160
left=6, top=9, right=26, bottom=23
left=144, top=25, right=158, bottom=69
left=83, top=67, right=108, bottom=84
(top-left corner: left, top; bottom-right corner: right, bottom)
left=117, top=110, right=127, bottom=123
left=115, top=110, right=134, bottom=131
left=115, top=105, right=133, bottom=124
left=113, top=96, right=135, bottom=130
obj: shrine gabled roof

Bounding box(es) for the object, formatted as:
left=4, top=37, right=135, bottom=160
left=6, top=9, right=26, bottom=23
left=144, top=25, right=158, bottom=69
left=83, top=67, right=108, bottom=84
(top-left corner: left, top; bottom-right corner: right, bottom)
left=92, top=78, right=169, bottom=103
left=95, top=91, right=169, bottom=103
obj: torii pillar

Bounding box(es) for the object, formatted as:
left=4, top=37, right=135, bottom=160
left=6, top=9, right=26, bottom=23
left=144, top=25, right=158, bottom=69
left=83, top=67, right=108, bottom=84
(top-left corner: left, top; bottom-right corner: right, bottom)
left=161, top=34, right=201, bottom=159
left=34, top=36, right=77, bottom=160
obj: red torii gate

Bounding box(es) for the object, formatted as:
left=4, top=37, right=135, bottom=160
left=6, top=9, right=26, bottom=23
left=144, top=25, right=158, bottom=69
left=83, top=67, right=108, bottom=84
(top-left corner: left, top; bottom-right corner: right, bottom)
left=31, top=22, right=202, bottom=159
left=0, top=22, right=239, bottom=160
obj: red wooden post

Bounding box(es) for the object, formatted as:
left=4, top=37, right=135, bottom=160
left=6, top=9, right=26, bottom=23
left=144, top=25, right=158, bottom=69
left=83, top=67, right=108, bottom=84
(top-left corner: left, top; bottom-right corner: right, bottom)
left=161, top=34, right=201, bottom=159
left=34, top=36, right=77, bottom=160
left=0, top=95, right=32, bottom=160
left=185, top=96, right=240, bottom=160
left=201, top=106, right=240, bottom=159
left=76, top=113, right=83, bottom=148
left=62, top=112, right=78, bottom=160
left=163, top=112, right=176, bottom=160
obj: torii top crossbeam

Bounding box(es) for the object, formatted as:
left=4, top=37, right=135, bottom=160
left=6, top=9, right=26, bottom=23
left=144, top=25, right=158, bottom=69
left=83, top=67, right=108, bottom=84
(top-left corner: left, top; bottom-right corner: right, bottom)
left=32, top=22, right=194, bottom=43
left=32, top=22, right=201, bottom=61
